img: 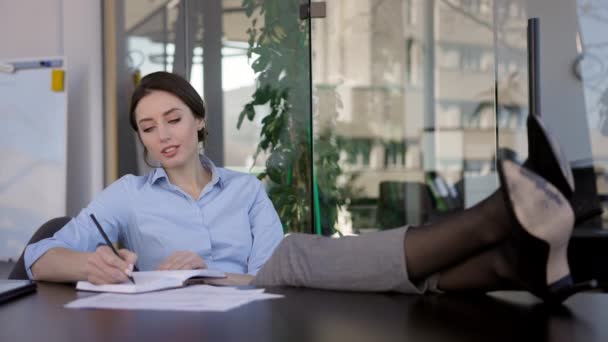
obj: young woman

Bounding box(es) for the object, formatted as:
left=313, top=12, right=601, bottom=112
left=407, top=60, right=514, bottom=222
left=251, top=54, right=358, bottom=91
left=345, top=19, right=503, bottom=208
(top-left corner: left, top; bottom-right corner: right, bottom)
left=251, top=115, right=598, bottom=305
left=26, top=71, right=283, bottom=285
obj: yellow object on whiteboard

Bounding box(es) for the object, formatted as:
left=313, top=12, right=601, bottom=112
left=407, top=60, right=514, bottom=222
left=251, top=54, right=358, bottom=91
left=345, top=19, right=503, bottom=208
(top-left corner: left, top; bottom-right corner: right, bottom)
left=133, top=69, right=141, bottom=86
left=51, top=69, right=65, bottom=92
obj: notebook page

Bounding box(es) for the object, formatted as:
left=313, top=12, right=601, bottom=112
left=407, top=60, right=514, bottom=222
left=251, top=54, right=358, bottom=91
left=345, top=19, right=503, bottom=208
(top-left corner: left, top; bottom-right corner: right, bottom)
left=76, top=273, right=182, bottom=294
left=75, top=269, right=226, bottom=293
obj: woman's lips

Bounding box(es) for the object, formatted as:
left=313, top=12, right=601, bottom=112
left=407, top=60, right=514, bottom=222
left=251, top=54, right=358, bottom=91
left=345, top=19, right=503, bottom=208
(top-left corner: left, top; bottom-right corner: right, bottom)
left=161, top=145, right=179, bottom=158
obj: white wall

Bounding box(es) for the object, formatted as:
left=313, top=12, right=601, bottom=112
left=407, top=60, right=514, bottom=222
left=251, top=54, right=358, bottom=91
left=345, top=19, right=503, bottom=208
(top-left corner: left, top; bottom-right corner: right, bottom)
left=0, top=0, right=104, bottom=217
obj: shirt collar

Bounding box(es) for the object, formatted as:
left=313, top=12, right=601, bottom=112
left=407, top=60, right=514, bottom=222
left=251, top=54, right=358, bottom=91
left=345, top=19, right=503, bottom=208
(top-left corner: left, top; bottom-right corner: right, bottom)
left=149, top=154, right=224, bottom=189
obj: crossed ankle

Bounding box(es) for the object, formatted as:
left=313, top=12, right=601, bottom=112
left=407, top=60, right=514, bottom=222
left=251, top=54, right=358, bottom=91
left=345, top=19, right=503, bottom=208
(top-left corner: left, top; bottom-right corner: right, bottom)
left=490, top=246, right=517, bottom=287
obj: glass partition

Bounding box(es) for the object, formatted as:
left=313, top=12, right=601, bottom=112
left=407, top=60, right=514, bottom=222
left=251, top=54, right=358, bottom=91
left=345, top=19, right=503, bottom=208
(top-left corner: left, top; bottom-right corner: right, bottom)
left=494, top=0, right=528, bottom=159
left=572, top=0, right=608, bottom=226
left=311, top=0, right=498, bottom=235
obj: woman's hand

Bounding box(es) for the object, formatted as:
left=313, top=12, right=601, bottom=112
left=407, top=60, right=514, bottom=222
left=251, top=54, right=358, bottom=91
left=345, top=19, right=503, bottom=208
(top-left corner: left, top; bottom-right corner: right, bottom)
left=157, top=251, right=207, bottom=270
left=85, top=246, right=138, bottom=285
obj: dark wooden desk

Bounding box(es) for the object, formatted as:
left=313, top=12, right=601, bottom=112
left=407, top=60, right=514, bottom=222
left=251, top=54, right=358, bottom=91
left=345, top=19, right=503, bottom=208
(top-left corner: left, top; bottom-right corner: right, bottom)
left=1, top=282, right=608, bottom=342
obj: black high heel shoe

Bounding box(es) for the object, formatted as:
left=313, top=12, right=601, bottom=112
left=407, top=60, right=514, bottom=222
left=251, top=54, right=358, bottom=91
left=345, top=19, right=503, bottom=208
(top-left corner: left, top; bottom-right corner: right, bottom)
left=524, top=115, right=574, bottom=198
left=497, top=154, right=598, bottom=305
left=524, top=115, right=603, bottom=224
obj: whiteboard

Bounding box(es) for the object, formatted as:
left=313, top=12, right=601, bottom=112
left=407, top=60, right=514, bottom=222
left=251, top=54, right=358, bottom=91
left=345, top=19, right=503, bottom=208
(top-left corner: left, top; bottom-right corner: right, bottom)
left=0, top=57, right=67, bottom=260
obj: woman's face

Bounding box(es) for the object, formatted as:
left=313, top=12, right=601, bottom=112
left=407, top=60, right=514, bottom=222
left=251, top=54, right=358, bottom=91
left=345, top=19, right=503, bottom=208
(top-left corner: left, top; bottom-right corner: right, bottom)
left=134, top=90, right=204, bottom=170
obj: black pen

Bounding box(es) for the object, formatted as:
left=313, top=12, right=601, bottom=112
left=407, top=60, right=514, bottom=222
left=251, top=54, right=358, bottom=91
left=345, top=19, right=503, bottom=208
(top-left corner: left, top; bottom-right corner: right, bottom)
left=89, top=214, right=136, bottom=284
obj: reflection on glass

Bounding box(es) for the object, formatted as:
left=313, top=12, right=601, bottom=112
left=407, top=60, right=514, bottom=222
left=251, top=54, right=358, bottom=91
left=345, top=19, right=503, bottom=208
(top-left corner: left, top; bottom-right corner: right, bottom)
left=312, top=0, right=500, bottom=235
left=125, top=0, right=176, bottom=75
left=574, top=0, right=608, bottom=226
left=494, top=0, right=528, bottom=158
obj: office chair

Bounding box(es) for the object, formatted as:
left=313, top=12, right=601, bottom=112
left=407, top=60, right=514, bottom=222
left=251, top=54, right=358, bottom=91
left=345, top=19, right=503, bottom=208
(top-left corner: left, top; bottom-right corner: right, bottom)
left=8, top=216, right=72, bottom=280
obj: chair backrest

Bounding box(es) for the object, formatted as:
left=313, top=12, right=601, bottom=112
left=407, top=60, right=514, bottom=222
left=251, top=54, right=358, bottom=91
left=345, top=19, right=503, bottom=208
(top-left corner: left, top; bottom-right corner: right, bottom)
left=8, top=216, right=72, bottom=280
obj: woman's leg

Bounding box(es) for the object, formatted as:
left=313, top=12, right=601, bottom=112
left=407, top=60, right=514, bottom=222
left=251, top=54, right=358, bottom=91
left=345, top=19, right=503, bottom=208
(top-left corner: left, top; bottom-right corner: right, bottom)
left=436, top=159, right=580, bottom=299
left=434, top=247, right=515, bottom=292
left=252, top=227, right=424, bottom=293
left=253, top=161, right=581, bottom=301
left=253, top=188, right=512, bottom=293
left=404, top=189, right=509, bottom=281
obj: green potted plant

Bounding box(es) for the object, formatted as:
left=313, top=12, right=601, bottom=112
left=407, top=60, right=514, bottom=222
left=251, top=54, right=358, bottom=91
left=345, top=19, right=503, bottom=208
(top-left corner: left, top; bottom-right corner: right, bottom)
left=238, top=0, right=344, bottom=235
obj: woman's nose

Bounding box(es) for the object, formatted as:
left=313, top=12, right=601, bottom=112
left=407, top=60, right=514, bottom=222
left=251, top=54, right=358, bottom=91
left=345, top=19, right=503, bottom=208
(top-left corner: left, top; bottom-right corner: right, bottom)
left=158, top=124, right=171, bottom=141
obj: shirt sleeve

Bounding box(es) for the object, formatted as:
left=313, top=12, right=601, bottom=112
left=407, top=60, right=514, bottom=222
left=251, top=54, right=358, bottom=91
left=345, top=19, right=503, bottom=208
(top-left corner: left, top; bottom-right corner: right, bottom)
left=23, top=175, right=133, bottom=279
left=246, top=178, right=284, bottom=275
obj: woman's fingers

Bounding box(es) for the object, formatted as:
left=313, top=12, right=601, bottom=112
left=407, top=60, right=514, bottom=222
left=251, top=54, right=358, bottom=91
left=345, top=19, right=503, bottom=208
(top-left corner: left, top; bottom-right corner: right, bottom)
left=87, top=254, right=126, bottom=284
left=86, top=246, right=131, bottom=284
left=118, top=249, right=138, bottom=271
left=97, top=246, right=129, bottom=271
left=165, top=252, right=190, bottom=270
left=185, top=254, right=206, bottom=269
left=157, top=251, right=206, bottom=270
left=157, top=252, right=182, bottom=270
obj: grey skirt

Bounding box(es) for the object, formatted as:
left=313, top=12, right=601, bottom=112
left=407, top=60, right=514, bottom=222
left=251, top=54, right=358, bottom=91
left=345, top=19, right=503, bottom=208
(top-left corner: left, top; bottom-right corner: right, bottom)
left=252, top=226, right=441, bottom=294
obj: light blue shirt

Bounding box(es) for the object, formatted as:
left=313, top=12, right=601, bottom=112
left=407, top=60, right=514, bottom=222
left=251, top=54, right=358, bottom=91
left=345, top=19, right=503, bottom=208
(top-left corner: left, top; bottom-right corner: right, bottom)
left=24, top=155, right=283, bottom=279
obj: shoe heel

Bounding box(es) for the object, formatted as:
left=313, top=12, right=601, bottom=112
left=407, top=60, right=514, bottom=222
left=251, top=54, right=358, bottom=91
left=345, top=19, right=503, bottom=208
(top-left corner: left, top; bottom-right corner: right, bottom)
left=526, top=115, right=575, bottom=198
left=547, top=278, right=599, bottom=305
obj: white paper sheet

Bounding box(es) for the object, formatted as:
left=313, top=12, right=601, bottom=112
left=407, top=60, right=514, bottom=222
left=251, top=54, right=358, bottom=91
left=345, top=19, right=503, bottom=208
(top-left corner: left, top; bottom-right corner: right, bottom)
left=65, top=285, right=283, bottom=312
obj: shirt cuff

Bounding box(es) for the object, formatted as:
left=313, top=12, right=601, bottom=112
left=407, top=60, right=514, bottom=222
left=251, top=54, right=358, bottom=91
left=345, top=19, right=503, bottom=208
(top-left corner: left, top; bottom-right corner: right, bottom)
left=24, top=239, right=71, bottom=279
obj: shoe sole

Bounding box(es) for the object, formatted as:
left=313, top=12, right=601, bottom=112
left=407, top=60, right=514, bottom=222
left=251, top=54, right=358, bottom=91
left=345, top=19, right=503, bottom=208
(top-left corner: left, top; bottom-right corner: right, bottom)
left=501, top=159, right=574, bottom=286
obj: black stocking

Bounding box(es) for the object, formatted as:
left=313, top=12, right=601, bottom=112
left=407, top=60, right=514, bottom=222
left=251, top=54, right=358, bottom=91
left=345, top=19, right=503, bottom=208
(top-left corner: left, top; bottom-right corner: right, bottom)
left=405, top=189, right=511, bottom=282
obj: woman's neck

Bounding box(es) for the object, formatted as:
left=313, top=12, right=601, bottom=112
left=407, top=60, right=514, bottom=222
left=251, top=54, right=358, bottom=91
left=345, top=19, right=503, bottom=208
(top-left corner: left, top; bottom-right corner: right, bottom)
left=165, top=156, right=211, bottom=199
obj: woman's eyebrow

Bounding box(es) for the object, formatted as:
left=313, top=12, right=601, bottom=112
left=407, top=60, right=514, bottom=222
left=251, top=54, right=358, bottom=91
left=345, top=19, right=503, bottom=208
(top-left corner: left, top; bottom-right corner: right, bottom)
left=138, top=108, right=181, bottom=125
left=162, top=107, right=181, bottom=116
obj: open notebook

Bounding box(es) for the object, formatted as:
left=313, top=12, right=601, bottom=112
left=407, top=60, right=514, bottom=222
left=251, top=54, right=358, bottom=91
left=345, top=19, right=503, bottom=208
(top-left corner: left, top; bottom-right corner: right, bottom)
left=76, top=269, right=226, bottom=294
